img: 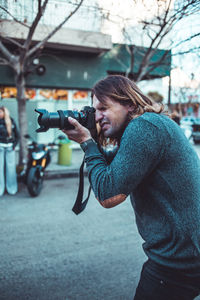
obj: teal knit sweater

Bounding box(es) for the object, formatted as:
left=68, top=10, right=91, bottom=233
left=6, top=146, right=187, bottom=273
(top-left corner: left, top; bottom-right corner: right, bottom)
left=84, top=112, right=200, bottom=271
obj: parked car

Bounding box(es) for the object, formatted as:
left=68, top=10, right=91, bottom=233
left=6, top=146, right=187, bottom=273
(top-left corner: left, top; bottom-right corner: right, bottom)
left=180, top=116, right=200, bottom=142
left=191, top=119, right=200, bottom=144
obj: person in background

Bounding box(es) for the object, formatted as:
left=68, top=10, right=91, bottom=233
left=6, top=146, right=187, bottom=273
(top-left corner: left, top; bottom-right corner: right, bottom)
left=63, top=75, right=200, bottom=300
left=0, top=106, right=19, bottom=196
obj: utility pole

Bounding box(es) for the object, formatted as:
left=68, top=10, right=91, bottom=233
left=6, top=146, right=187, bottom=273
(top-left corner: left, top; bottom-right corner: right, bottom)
left=168, top=72, right=171, bottom=108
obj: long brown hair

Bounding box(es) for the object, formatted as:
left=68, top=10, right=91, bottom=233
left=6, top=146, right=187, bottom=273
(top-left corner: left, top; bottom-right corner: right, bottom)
left=0, top=106, right=12, bottom=137
left=91, top=75, right=165, bottom=145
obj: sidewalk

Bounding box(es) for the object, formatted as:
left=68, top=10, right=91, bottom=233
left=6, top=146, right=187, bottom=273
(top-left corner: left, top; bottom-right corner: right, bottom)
left=45, top=147, right=85, bottom=179
left=19, top=139, right=200, bottom=180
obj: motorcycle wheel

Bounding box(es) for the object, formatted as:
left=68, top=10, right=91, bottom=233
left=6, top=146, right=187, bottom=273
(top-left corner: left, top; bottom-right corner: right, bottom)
left=27, top=167, right=43, bottom=197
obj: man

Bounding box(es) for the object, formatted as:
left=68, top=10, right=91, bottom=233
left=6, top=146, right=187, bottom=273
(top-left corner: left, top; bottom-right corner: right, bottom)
left=63, top=75, right=200, bottom=300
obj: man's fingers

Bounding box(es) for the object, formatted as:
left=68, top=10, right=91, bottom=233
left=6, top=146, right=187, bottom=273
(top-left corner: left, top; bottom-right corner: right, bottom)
left=68, top=117, right=81, bottom=129
left=62, top=117, right=92, bottom=143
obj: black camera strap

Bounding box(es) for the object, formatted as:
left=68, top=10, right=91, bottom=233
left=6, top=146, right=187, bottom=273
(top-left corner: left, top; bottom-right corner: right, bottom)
left=72, top=155, right=91, bottom=215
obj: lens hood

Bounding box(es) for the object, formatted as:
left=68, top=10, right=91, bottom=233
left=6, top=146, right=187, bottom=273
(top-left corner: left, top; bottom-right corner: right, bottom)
left=35, top=109, right=50, bottom=132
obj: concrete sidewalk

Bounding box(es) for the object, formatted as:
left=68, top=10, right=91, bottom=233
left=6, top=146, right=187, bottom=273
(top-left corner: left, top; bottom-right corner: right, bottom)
left=17, top=139, right=200, bottom=180
left=45, top=141, right=200, bottom=179
left=45, top=147, right=85, bottom=179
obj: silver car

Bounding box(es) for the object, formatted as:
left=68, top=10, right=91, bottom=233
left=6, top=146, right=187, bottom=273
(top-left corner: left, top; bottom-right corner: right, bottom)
left=192, top=119, right=200, bottom=144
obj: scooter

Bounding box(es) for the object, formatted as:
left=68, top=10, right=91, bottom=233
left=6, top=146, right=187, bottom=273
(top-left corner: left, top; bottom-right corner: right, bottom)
left=18, top=135, right=53, bottom=197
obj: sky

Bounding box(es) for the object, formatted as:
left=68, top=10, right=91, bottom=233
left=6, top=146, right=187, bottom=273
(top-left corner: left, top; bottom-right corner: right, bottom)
left=172, top=12, right=200, bottom=80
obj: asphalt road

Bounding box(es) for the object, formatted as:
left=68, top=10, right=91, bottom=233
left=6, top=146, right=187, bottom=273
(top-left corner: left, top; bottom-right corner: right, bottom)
left=1, top=143, right=200, bottom=300
left=0, top=177, right=146, bottom=300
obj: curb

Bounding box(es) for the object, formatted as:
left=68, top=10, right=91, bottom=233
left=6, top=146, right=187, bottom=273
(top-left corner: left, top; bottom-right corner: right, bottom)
left=44, top=169, right=88, bottom=179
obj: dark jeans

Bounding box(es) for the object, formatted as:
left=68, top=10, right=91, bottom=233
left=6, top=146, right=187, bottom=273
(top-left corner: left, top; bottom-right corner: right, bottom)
left=134, top=259, right=200, bottom=300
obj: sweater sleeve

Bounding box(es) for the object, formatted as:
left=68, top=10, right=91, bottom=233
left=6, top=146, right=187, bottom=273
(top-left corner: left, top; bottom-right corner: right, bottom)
left=84, top=118, right=164, bottom=208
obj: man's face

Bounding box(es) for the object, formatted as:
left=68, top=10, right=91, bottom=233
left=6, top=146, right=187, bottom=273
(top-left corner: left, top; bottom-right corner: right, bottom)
left=93, top=95, right=132, bottom=138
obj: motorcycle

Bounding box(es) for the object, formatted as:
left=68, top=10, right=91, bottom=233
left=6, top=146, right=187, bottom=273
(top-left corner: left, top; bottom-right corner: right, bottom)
left=17, top=135, right=54, bottom=197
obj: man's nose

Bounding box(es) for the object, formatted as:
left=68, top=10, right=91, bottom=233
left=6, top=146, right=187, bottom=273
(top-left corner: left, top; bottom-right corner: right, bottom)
left=95, top=111, right=103, bottom=122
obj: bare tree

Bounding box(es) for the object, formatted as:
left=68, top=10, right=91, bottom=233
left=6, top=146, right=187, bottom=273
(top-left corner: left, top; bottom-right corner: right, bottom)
left=0, top=0, right=84, bottom=166
left=134, top=0, right=199, bottom=82
left=98, top=0, right=200, bottom=82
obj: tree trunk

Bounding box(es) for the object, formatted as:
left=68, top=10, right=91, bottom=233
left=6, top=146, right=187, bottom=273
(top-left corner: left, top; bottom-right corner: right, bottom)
left=15, top=74, right=28, bottom=166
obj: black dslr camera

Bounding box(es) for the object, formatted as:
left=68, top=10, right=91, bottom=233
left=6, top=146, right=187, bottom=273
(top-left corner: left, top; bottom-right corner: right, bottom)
left=35, top=106, right=96, bottom=132
left=35, top=106, right=96, bottom=215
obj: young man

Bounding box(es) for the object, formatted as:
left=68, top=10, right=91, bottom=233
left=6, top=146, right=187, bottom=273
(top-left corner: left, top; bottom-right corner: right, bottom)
left=63, top=75, right=200, bottom=300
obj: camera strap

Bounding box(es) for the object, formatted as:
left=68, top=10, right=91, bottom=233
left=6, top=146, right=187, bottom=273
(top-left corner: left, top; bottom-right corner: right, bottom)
left=72, top=155, right=91, bottom=215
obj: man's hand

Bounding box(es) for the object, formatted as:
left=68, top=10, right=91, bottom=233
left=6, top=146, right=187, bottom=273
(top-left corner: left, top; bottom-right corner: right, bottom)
left=62, top=117, right=92, bottom=144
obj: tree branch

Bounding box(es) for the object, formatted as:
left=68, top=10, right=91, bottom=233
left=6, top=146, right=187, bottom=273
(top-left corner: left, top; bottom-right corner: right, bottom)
left=144, top=50, right=170, bottom=78
left=27, top=0, right=84, bottom=58
left=173, top=47, right=200, bottom=56
left=174, top=33, right=200, bottom=49
left=0, top=6, right=30, bottom=28
left=24, top=0, right=49, bottom=50
left=0, top=40, right=13, bottom=60
left=0, top=40, right=18, bottom=69
left=0, top=57, right=9, bottom=65
left=1, top=35, right=24, bottom=49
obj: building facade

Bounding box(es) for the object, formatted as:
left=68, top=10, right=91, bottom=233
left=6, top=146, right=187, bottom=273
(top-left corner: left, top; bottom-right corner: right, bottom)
left=0, top=1, right=171, bottom=143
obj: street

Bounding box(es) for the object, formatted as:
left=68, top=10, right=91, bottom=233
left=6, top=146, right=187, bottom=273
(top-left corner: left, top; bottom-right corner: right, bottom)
left=0, top=177, right=146, bottom=300
left=0, top=143, right=200, bottom=300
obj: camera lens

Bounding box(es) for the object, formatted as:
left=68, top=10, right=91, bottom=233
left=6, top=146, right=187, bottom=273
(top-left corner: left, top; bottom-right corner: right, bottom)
left=35, top=107, right=96, bottom=132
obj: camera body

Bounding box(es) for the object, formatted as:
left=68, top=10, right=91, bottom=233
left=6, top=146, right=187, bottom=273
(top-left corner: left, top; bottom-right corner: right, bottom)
left=35, top=106, right=96, bottom=132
